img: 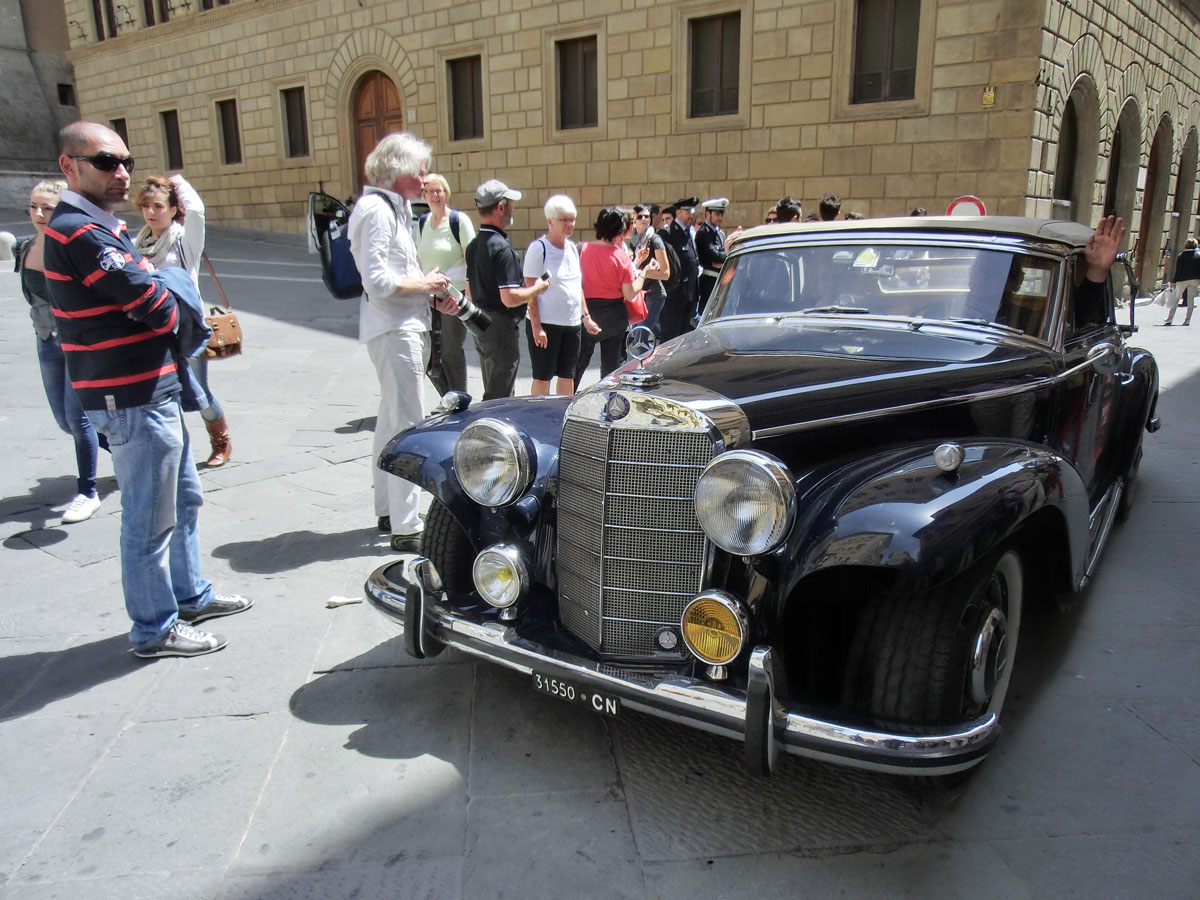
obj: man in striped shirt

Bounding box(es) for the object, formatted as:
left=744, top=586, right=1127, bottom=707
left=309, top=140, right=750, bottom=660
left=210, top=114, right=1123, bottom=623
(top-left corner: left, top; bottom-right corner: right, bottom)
left=44, top=121, right=250, bottom=659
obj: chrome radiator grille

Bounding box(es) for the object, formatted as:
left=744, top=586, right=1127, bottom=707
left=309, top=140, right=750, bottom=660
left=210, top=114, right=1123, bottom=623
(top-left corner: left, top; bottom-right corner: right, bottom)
left=556, top=407, right=717, bottom=657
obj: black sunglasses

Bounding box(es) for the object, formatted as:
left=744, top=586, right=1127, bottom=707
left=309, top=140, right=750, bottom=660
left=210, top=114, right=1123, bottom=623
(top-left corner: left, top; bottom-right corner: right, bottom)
left=73, top=153, right=136, bottom=173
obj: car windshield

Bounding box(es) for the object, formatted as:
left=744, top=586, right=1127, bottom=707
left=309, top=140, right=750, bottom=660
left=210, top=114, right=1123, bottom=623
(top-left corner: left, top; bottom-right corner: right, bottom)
left=708, top=243, right=1059, bottom=338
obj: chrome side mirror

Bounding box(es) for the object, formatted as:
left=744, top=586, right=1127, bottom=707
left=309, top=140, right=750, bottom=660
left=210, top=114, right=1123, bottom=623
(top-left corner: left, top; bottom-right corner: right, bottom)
left=1116, top=251, right=1138, bottom=332
left=1087, top=341, right=1121, bottom=376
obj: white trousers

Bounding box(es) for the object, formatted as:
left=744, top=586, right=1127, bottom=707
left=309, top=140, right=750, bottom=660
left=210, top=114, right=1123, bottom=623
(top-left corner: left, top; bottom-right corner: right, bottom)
left=1166, top=279, right=1198, bottom=324
left=367, top=329, right=429, bottom=533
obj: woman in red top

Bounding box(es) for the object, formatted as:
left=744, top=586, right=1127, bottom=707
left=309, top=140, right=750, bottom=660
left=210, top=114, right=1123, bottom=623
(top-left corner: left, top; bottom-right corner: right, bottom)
left=574, top=207, right=649, bottom=387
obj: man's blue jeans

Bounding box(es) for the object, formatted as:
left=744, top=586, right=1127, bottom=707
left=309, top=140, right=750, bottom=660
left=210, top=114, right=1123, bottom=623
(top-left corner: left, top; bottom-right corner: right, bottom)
left=86, top=395, right=214, bottom=650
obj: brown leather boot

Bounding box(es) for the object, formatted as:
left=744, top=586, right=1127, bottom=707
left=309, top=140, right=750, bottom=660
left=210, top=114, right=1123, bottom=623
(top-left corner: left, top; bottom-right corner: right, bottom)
left=204, top=415, right=232, bottom=467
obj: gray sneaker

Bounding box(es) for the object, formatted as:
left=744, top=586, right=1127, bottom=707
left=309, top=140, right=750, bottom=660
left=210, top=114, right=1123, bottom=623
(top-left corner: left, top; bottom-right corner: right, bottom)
left=178, top=593, right=253, bottom=624
left=135, top=621, right=226, bottom=658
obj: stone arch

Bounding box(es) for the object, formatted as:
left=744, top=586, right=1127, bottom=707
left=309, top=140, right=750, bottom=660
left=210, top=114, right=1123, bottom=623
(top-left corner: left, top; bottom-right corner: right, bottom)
left=1114, top=62, right=1149, bottom=147
left=1052, top=72, right=1102, bottom=223
left=322, top=29, right=420, bottom=197
left=1103, top=98, right=1141, bottom=246
left=1171, top=126, right=1199, bottom=257
left=1137, top=114, right=1174, bottom=285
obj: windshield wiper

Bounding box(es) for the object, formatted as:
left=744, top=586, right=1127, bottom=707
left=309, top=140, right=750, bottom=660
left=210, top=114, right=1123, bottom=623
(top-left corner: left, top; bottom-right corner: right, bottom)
left=942, top=317, right=1025, bottom=335
left=800, top=306, right=871, bottom=315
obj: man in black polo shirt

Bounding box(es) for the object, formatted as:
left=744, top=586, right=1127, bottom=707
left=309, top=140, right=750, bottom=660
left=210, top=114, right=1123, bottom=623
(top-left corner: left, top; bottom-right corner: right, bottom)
left=465, top=179, right=548, bottom=399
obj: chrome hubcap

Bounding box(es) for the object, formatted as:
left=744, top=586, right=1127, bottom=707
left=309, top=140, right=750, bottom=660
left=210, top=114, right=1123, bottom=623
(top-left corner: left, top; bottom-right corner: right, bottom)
left=969, top=607, right=1008, bottom=707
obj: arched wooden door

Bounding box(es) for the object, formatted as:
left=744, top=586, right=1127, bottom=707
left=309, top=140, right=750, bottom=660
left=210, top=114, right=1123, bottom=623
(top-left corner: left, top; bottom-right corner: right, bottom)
left=352, top=71, right=404, bottom=192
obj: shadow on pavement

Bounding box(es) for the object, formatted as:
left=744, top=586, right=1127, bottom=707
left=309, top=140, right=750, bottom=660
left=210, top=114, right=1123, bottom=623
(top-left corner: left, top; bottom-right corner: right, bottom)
left=0, top=634, right=136, bottom=721
left=0, top=474, right=120, bottom=539
left=211, top=526, right=386, bottom=574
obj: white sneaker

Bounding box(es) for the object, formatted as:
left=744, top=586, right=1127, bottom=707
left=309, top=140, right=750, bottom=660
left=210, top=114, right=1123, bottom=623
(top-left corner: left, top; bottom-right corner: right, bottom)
left=61, top=493, right=101, bottom=524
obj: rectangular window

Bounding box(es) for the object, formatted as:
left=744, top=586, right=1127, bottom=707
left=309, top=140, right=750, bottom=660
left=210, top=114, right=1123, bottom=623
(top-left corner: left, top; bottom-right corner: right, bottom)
left=557, top=36, right=597, bottom=130
left=689, top=12, right=740, bottom=118
left=90, top=0, right=105, bottom=40
left=111, top=118, right=129, bottom=146
left=57, top=83, right=77, bottom=107
left=852, top=0, right=920, bottom=104
left=161, top=109, right=183, bottom=170
left=103, top=0, right=117, bottom=38
left=281, top=87, right=310, bottom=158
left=142, top=0, right=156, bottom=25
left=201, top=0, right=231, bottom=8
left=157, top=0, right=169, bottom=21
left=216, top=99, right=242, bottom=165
left=448, top=56, right=483, bottom=141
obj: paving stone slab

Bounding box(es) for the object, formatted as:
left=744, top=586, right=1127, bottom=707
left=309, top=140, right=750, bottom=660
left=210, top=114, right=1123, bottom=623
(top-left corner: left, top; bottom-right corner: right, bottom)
left=642, top=841, right=1034, bottom=900
left=613, top=711, right=938, bottom=861
left=463, top=791, right=643, bottom=900
left=934, top=693, right=1200, bottom=842
left=468, top=666, right=620, bottom=798
left=238, top=665, right=472, bottom=873
left=217, top=857, right=464, bottom=900
left=0, top=869, right=222, bottom=899
left=0, top=714, right=129, bottom=884
left=10, top=714, right=289, bottom=884
left=0, top=632, right=161, bottom=722
left=991, top=831, right=1200, bottom=900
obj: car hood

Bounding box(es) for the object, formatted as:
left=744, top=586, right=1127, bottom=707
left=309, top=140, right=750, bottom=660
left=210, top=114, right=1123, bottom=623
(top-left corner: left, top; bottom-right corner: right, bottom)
left=632, top=318, right=1056, bottom=435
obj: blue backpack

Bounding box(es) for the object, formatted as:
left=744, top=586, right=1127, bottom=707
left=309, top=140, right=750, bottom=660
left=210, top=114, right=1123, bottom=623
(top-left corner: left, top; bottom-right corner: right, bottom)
left=311, top=190, right=398, bottom=300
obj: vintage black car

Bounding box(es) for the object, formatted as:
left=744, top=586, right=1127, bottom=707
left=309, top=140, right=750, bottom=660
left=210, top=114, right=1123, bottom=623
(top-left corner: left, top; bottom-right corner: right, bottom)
left=364, top=216, right=1159, bottom=776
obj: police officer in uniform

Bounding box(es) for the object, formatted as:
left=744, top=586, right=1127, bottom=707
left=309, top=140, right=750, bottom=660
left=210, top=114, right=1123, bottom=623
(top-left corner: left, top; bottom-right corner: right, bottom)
left=696, top=198, right=730, bottom=317
left=659, top=196, right=699, bottom=339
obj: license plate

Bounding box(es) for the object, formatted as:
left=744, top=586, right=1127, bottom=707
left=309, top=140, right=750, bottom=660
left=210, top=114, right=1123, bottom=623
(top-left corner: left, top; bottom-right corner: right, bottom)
left=531, top=671, right=620, bottom=717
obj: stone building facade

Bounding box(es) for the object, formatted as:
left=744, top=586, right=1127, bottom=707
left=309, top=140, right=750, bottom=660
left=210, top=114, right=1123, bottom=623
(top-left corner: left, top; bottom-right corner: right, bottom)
left=1, top=0, right=77, bottom=205
left=60, top=0, right=1200, bottom=284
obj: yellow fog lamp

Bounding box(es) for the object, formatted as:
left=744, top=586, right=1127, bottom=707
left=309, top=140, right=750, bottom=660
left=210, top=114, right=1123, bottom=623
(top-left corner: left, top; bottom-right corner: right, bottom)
left=472, top=544, right=529, bottom=614
left=680, top=591, right=749, bottom=666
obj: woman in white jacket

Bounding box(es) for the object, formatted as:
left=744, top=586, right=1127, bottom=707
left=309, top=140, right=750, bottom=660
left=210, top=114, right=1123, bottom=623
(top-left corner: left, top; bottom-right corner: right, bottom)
left=133, top=174, right=232, bottom=467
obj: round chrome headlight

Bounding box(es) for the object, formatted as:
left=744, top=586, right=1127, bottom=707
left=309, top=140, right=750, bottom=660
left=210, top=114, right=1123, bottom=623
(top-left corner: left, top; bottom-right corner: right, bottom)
left=681, top=591, right=749, bottom=665
left=454, top=418, right=532, bottom=507
left=694, top=450, right=795, bottom=555
left=472, top=544, right=529, bottom=608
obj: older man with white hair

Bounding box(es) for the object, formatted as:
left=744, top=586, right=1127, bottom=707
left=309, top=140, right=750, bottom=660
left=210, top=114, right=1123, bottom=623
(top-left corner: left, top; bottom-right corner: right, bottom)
left=348, top=131, right=459, bottom=551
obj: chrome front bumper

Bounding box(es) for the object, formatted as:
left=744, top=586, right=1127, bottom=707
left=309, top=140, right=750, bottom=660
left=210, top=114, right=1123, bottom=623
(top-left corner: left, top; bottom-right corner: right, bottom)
left=365, top=559, right=999, bottom=776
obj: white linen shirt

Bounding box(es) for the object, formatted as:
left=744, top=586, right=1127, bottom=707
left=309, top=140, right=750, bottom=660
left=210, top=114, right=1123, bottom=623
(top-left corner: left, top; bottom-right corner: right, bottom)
left=348, top=186, right=432, bottom=342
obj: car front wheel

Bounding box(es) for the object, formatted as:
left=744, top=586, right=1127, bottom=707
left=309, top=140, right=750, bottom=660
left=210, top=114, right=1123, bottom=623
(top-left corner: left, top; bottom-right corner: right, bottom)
left=844, top=548, right=1024, bottom=729
left=420, top=499, right=475, bottom=597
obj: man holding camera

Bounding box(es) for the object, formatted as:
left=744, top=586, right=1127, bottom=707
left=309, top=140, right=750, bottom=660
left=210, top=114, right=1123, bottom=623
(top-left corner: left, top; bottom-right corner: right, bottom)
left=465, top=179, right=549, bottom=400
left=348, top=132, right=460, bottom=552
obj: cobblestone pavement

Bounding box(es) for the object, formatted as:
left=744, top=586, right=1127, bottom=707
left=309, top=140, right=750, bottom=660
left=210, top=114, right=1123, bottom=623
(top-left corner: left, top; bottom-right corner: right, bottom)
left=0, top=211, right=1197, bottom=898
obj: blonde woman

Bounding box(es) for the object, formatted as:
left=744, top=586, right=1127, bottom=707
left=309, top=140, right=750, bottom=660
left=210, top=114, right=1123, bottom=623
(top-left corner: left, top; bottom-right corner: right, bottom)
left=416, top=173, right=475, bottom=392
left=14, top=178, right=102, bottom=523
left=133, top=174, right=232, bottom=466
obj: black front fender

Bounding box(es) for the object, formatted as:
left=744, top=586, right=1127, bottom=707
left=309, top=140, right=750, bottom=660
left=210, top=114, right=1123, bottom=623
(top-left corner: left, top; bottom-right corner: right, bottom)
left=762, top=441, right=1090, bottom=606
left=378, top=394, right=572, bottom=544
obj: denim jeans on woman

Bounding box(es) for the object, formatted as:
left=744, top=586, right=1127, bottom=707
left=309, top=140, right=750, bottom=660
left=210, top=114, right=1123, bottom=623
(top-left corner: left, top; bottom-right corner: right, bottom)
left=86, top=394, right=214, bottom=650
left=36, top=335, right=99, bottom=497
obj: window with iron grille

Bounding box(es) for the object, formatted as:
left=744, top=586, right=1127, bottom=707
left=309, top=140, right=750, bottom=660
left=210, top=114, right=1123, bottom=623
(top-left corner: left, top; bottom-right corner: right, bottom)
left=557, top=36, right=598, bottom=130
left=216, top=99, right=242, bottom=165
left=448, top=56, right=484, bottom=141
left=852, top=0, right=920, bottom=104
left=161, top=110, right=183, bottom=170
left=688, top=12, right=740, bottom=118
left=281, top=87, right=310, bottom=158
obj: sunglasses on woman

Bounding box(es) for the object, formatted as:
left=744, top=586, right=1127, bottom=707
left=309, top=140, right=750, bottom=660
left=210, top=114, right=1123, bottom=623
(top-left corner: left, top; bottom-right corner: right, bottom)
left=72, top=153, right=136, bottom=173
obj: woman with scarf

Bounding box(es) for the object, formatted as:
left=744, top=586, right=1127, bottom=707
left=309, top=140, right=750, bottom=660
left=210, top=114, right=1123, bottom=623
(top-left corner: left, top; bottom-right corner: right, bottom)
left=133, top=174, right=232, bottom=467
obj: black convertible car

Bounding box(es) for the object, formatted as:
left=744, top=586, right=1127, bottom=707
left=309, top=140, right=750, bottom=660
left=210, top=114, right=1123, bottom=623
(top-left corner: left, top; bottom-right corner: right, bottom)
left=365, top=216, right=1159, bottom=776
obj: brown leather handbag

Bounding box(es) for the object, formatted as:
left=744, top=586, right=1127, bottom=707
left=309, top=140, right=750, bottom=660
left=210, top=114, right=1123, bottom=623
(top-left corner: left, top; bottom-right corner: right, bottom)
left=202, top=252, right=243, bottom=359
